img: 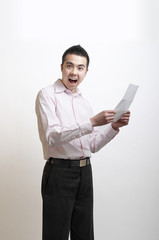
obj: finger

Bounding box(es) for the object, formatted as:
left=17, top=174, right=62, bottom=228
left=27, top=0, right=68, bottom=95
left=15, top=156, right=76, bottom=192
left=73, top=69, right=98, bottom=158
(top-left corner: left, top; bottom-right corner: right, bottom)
left=105, top=117, right=115, bottom=122
left=122, top=113, right=130, bottom=118
left=105, top=110, right=116, bottom=114
left=107, top=114, right=115, bottom=119
left=119, top=115, right=130, bottom=120
left=121, top=115, right=130, bottom=118
left=120, top=118, right=129, bottom=122
left=121, top=118, right=129, bottom=123
left=104, top=113, right=115, bottom=119
left=120, top=118, right=129, bottom=121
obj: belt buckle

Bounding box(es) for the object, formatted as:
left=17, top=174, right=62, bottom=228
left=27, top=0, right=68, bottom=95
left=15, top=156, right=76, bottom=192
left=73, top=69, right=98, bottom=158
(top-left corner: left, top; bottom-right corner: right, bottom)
left=80, top=159, right=86, bottom=167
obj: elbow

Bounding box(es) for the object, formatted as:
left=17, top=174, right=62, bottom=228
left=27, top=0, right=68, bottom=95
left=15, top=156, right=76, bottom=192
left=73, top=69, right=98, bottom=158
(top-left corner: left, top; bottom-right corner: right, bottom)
left=90, top=144, right=98, bottom=153
left=46, top=130, right=60, bottom=146
left=48, top=137, right=57, bottom=146
left=48, top=134, right=62, bottom=146
left=47, top=130, right=69, bottom=146
left=90, top=141, right=104, bottom=153
left=91, top=149, right=96, bottom=154
left=46, top=126, right=64, bottom=146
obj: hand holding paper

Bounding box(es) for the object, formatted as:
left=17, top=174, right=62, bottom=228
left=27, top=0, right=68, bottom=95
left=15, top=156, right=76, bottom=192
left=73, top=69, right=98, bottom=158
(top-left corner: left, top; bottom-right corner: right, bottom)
left=91, top=84, right=138, bottom=129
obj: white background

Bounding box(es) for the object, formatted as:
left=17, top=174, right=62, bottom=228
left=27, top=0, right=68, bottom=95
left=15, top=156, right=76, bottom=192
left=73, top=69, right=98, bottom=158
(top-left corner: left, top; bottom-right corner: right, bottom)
left=0, top=0, right=159, bottom=239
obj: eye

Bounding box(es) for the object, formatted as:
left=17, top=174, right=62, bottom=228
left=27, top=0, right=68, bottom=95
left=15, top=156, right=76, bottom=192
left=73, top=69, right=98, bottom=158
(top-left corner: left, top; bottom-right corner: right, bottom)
left=67, top=64, right=72, bottom=69
left=78, top=66, right=84, bottom=71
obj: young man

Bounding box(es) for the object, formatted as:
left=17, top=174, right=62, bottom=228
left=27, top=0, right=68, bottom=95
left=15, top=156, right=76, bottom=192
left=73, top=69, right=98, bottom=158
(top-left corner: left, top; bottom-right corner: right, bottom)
left=35, top=45, right=130, bottom=240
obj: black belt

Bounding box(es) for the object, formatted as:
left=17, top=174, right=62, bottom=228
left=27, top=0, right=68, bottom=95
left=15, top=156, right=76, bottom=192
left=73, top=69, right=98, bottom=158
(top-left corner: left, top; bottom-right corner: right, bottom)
left=47, top=157, right=90, bottom=168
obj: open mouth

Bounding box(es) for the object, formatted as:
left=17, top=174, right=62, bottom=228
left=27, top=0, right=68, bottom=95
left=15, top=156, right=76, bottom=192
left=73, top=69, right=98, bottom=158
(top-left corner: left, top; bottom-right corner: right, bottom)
left=68, top=78, right=77, bottom=84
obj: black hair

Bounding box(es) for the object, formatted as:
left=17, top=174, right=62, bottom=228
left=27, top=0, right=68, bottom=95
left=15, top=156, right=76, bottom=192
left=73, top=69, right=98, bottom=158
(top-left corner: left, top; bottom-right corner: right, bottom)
left=62, top=45, right=90, bottom=68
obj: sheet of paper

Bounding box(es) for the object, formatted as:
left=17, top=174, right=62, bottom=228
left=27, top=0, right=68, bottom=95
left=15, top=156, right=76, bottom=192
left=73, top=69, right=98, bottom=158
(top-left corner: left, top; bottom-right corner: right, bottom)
left=114, top=84, right=139, bottom=122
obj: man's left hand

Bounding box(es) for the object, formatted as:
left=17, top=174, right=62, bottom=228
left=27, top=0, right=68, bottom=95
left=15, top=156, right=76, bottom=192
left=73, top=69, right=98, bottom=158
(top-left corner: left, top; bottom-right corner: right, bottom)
left=111, top=111, right=130, bottom=131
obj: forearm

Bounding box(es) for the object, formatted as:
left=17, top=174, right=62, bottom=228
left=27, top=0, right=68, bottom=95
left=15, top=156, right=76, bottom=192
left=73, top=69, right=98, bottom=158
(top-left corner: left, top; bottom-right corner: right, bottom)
left=46, top=121, right=93, bottom=146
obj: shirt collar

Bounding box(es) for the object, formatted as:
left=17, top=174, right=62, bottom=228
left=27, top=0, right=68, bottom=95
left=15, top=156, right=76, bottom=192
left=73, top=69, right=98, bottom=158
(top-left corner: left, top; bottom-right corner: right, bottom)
left=54, top=79, right=82, bottom=96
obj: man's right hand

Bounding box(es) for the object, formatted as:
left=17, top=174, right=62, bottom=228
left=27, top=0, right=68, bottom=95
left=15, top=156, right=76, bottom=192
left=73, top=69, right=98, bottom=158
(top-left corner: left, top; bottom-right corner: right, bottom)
left=90, top=110, right=115, bottom=127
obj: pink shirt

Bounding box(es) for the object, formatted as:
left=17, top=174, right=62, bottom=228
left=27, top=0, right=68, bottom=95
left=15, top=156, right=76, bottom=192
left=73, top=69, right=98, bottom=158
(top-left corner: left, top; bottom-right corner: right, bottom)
left=35, top=79, right=118, bottom=160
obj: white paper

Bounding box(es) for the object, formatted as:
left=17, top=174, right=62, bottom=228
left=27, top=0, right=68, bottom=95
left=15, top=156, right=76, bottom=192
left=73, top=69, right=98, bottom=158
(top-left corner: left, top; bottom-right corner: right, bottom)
left=114, top=84, right=139, bottom=122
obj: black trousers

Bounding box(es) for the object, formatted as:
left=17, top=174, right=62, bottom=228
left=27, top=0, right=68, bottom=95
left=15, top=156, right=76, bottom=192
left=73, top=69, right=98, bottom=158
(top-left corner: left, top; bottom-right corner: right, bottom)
left=42, top=161, right=94, bottom=240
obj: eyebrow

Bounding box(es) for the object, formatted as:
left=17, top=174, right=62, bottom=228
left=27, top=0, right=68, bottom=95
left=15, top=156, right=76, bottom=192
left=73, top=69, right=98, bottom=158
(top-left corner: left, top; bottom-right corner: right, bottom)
left=66, top=62, right=86, bottom=68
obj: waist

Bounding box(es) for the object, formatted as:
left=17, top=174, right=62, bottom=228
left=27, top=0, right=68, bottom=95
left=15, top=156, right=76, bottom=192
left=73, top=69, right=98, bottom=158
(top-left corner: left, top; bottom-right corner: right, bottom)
left=47, top=157, right=90, bottom=168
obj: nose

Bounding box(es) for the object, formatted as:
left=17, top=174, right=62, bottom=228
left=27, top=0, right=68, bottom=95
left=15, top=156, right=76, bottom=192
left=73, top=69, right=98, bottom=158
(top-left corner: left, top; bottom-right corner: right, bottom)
left=71, top=67, right=77, bottom=75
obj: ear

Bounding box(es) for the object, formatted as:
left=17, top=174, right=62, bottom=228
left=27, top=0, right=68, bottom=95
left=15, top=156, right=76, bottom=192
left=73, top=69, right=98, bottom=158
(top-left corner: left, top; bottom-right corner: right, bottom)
left=61, top=64, right=63, bottom=71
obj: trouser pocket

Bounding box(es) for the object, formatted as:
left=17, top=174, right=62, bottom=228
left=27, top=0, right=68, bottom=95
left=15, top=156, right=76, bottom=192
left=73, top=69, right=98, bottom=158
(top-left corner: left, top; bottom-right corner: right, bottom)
left=41, top=162, right=52, bottom=196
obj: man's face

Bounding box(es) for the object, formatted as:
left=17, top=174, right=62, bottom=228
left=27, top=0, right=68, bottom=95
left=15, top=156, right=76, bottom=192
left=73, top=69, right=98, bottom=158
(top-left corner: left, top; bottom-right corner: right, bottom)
left=61, top=54, right=88, bottom=93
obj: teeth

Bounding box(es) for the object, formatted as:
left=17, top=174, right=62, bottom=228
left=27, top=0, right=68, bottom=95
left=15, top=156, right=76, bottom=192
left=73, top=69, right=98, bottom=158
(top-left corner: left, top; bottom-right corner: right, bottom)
left=69, top=78, right=77, bottom=82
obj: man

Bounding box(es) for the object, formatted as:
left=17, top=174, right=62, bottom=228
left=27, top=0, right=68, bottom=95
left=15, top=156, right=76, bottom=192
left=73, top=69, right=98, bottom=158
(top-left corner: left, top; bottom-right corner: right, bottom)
left=35, top=45, right=130, bottom=240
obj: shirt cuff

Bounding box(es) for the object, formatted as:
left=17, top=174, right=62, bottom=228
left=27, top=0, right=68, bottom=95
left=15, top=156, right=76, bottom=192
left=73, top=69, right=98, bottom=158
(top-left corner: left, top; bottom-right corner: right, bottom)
left=105, top=124, right=119, bottom=139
